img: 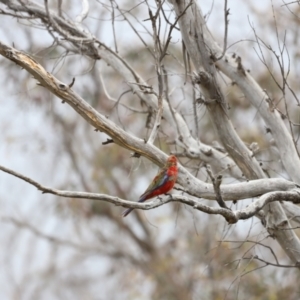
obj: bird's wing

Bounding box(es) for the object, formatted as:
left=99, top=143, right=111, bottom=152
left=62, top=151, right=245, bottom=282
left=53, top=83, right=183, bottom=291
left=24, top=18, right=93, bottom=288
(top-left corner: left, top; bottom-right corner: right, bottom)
left=139, top=169, right=169, bottom=201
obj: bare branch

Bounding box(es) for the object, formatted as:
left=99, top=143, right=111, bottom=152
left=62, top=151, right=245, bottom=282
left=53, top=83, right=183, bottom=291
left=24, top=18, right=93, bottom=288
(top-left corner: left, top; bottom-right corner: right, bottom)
left=146, top=7, right=164, bottom=145
left=2, top=163, right=300, bottom=225
left=44, top=0, right=93, bottom=43
left=169, top=0, right=300, bottom=264
left=221, top=239, right=280, bottom=265
left=102, top=139, right=114, bottom=145
left=206, top=165, right=229, bottom=209
left=0, top=14, right=298, bottom=204
left=0, top=0, right=244, bottom=180
left=216, top=0, right=229, bottom=60
left=75, top=0, right=89, bottom=24
left=109, top=0, right=118, bottom=53
left=238, top=255, right=300, bottom=269
left=187, top=2, right=300, bottom=184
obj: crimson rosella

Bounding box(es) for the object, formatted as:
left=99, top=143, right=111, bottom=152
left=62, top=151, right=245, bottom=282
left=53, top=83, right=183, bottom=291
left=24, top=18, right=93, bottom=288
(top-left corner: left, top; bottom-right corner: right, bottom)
left=122, top=155, right=178, bottom=217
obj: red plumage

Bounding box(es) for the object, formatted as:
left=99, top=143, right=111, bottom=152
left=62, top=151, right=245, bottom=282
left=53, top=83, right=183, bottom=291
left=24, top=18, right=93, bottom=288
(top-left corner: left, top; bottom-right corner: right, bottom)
left=122, top=155, right=178, bottom=217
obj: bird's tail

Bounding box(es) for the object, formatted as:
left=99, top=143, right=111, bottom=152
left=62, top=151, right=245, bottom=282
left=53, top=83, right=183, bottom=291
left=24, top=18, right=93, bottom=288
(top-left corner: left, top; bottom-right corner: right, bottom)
left=122, top=207, right=134, bottom=217
left=122, top=195, right=147, bottom=217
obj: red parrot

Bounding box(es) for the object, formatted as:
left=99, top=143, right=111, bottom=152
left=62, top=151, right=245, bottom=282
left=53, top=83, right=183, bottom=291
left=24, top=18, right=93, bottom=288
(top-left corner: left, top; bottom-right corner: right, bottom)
left=122, top=155, right=178, bottom=217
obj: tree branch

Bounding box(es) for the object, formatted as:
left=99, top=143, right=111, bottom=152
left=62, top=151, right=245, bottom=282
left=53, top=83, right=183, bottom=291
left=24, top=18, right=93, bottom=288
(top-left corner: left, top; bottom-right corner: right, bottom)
left=2, top=164, right=300, bottom=225
left=0, top=41, right=281, bottom=201
left=168, top=0, right=300, bottom=184
left=0, top=0, right=244, bottom=180
left=169, top=0, right=300, bottom=265
left=206, top=165, right=229, bottom=209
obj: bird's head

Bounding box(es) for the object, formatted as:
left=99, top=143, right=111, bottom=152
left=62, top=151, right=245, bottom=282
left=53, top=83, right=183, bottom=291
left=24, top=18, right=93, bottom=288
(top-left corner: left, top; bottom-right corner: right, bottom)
left=167, top=155, right=177, bottom=167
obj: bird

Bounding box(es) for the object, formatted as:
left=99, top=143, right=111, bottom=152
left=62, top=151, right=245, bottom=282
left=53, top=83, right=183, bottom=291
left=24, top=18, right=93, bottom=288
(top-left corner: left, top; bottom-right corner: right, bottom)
left=122, top=155, right=178, bottom=217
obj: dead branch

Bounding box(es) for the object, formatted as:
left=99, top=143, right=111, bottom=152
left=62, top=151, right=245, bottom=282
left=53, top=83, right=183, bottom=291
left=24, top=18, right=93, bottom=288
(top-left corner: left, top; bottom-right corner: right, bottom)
left=1, top=163, right=300, bottom=225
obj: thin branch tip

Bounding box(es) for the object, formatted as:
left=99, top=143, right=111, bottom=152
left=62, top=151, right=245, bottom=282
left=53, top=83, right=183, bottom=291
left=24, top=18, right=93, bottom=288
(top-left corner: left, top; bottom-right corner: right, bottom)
left=102, top=138, right=114, bottom=145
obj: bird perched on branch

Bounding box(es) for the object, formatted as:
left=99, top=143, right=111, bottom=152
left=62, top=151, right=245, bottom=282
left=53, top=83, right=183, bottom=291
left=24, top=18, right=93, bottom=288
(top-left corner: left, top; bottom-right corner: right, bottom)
left=122, top=155, right=178, bottom=217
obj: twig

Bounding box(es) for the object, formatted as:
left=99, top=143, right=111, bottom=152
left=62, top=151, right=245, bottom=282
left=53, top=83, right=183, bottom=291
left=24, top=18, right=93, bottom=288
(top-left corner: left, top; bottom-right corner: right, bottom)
left=44, top=0, right=93, bottom=43
left=102, top=138, right=114, bottom=145
left=206, top=165, right=229, bottom=209
left=238, top=255, right=300, bottom=269
left=57, top=0, right=63, bottom=17
left=146, top=6, right=164, bottom=145
left=216, top=0, right=229, bottom=60
left=75, top=0, right=89, bottom=24
left=221, top=239, right=279, bottom=265
left=110, top=0, right=118, bottom=53
left=159, top=0, right=193, bottom=62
